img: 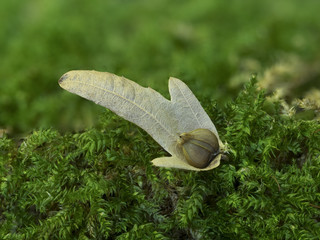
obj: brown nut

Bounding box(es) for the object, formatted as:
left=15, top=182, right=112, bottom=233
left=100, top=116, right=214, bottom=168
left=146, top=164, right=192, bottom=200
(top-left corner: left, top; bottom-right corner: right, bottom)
left=178, top=128, right=220, bottom=168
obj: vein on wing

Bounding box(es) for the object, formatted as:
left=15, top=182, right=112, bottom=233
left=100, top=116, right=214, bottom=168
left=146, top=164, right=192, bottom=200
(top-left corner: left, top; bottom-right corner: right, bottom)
left=70, top=80, right=175, bottom=139
left=174, top=81, right=202, bottom=128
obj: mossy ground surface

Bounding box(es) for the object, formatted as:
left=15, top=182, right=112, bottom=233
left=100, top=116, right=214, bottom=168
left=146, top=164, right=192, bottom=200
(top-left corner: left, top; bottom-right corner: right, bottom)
left=1, top=79, right=320, bottom=239
left=1, top=0, right=320, bottom=239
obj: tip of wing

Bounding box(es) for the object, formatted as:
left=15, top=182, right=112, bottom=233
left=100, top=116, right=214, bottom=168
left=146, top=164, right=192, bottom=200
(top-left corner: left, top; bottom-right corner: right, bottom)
left=58, top=73, right=70, bottom=86
left=168, top=77, right=184, bottom=86
left=58, top=70, right=81, bottom=88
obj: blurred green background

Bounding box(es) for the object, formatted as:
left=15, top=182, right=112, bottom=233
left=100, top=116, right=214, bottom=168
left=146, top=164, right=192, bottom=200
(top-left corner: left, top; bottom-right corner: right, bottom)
left=1, top=0, right=320, bottom=136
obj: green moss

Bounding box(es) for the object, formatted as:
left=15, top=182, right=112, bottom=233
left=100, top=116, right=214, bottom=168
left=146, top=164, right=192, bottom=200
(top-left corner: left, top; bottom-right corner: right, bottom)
left=1, top=1, right=320, bottom=238
left=1, top=78, right=319, bottom=239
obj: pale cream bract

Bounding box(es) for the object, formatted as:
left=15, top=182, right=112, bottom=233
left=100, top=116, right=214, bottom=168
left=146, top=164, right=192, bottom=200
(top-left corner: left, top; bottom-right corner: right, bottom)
left=59, top=70, right=223, bottom=171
